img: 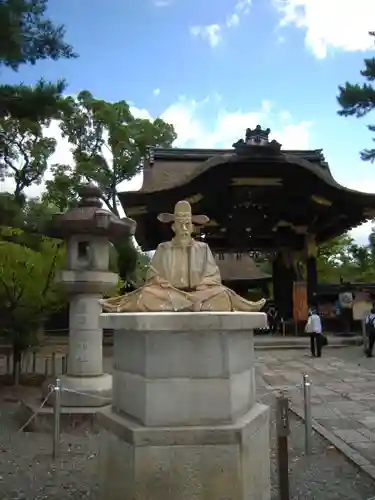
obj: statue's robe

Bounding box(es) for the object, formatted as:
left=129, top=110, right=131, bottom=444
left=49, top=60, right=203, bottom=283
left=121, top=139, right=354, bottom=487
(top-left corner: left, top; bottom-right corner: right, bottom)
left=100, top=239, right=265, bottom=313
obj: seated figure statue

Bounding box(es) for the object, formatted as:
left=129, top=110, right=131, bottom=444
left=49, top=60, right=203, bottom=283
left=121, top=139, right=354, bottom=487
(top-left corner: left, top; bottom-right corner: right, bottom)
left=100, top=200, right=266, bottom=313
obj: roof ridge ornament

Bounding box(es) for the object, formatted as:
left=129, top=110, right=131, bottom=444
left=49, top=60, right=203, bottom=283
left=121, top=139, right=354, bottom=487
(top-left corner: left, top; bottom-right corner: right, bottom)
left=232, top=125, right=282, bottom=155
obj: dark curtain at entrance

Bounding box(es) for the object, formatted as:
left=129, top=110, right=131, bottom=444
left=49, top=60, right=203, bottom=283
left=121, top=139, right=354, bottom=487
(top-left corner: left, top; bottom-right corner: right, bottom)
left=272, top=253, right=295, bottom=320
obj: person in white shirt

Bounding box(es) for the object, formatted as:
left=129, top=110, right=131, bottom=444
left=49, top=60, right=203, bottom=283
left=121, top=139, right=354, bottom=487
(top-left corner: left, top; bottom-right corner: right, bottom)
left=305, top=308, right=323, bottom=357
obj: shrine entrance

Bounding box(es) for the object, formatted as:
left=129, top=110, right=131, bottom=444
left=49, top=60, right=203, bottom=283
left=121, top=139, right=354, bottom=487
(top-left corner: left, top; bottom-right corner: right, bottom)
left=119, top=126, right=375, bottom=326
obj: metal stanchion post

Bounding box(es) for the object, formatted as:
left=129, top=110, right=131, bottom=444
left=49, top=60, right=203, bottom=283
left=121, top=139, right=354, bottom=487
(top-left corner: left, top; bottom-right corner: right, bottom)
left=362, top=318, right=368, bottom=353
left=52, top=378, right=61, bottom=459
left=52, top=352, right=56, bottom=377
left=32, top=351, right=36, bottom=373
left=303, top=373, right=312, bottom=455
left=276, top=392, right=290, bottom=500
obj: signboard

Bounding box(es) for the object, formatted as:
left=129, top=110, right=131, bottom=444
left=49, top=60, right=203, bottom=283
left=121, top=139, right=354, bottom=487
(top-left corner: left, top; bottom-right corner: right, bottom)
left=293, top=281, right=308, bottom=322
left=353, top=291, right=372, bottom=321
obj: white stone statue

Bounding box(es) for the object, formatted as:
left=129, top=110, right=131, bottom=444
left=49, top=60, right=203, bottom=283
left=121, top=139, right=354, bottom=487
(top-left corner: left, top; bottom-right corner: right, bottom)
left=100, top=200, right=266, bottom=312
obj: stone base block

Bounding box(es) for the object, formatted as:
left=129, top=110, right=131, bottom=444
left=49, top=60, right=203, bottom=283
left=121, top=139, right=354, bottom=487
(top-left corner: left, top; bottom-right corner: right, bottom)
left=44, top=373, right=112, bottom=407
left=98, top=402, right=270, bottom=500
left=18, top=399, right=111, bottom=432
left=103, top=312, right=266, bottom=427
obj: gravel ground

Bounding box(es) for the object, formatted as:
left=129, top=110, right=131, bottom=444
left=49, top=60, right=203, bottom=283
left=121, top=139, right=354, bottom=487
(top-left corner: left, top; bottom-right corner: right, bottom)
left=266, top=401, right=375, bottom=499
left=0, top=398, right=374, bottom=499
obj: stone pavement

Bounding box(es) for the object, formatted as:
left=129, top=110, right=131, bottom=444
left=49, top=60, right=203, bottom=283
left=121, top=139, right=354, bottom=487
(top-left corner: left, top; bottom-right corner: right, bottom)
left=255, top=347, right=375, bottom=477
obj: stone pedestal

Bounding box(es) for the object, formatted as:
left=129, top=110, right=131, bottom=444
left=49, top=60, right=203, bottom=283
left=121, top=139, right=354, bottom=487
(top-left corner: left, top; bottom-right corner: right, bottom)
left=48, top=270, right=117, bottom=407
left=98, top=312, right=271, bottom=500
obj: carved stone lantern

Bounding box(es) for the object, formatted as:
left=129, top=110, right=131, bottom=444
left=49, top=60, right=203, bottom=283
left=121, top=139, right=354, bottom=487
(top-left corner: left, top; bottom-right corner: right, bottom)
left=50, top=183, right=135, bottom=407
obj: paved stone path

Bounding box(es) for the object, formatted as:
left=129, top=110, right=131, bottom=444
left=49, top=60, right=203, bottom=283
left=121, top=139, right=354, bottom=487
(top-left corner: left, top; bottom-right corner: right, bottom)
left=255, top=347, right=375, bottom=476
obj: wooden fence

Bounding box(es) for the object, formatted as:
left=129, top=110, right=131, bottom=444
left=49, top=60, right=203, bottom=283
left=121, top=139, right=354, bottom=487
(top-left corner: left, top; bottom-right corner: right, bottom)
left=0, top=348, right=68, bottom=379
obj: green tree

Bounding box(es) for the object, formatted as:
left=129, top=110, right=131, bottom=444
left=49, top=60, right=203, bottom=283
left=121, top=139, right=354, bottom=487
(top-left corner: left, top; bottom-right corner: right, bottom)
left=337, top=31, right=375, bottom=161
left=43, top=91, right=177, bottom=215
left=0, top=115, right=57, bottom=203
left=0, top=193, right=60, bottom=256
left=317, top=231, right=375, bottom=283
left=0, top=229, right=66, bottom=383
left=317, top=233, right=357, bottom=283
left=0, top=192, right=24, bottom=226
left=0, top=79, right=68, bottom=122
left=0, top=0, right=76, bottom=69
left=0, top=0, right=76, bottom=121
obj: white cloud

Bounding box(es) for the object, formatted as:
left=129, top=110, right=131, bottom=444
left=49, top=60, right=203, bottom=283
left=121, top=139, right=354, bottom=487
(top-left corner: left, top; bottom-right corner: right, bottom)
left=158, top=96, right=312, bottom=150
left=280, top=110, right=291, bottom=121
left=227, top=0, right=252, bottom=28
left=191, top=0, right=252, bottom=47
left=351, top=221, right=373, bottom=245
left=154, top=0, right=171, bottom=7
left=153, top=88, right=160, bottom=96
left=129, top=106, right=152, bottom=120
left=273, top=0, right=375, bottom=58
left=190, top=24, right=222, bottom=48
left=226, top=13, right=240, bottom=28
left=235, top=0, right=252, bottom=15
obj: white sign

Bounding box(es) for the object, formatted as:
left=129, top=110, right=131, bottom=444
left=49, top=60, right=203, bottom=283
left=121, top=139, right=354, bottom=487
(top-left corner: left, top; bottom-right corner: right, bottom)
left=75, top=342, right=89, bottom=363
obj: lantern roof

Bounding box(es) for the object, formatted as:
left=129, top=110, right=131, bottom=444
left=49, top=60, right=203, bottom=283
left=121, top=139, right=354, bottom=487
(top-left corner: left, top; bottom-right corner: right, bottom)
left=51, top=183, right=136, bottom=241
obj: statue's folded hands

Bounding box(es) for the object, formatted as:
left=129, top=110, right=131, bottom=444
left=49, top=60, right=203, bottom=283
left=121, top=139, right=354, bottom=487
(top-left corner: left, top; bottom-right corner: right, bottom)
left=195, top=284, right=209, bottom=291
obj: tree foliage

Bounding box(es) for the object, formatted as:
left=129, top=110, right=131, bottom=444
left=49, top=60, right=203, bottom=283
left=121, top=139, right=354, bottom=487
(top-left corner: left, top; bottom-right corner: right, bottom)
left=0, top=115, right=57, bottom=202
left=0, top=228, right=66, bottom=352
left=317, top=231, right=375, bottom=283
left=0, top=0, right=76, bottom=70
left=43, top=91, right=177, bottom=214
left=337, top=31, right=375, bottom=162
left=0, top=0, right=76, bottom=122
left=0, top=79, right=68, bottom=122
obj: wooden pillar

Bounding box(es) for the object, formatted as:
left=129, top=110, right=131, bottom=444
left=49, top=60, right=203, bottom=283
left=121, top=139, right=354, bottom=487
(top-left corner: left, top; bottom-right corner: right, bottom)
left=305, top=235, right=318, bottom=308
left=261, top=281, right=270, bottom=298
left=272, top=250, right=295, bottom=320
left=290, top=252, right=308, bottom=333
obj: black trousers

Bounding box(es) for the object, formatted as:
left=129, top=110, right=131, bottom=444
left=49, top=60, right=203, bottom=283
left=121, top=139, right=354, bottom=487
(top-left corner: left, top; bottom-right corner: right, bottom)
left=366, top=332, right=375, bottom=357
left=269, top=319, right=278, bottom=334
left=310, top=333, right=323, bottom=357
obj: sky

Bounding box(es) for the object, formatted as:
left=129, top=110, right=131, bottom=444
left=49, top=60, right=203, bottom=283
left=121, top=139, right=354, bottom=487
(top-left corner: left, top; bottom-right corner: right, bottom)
left=1, top=0, right=375, bottom=243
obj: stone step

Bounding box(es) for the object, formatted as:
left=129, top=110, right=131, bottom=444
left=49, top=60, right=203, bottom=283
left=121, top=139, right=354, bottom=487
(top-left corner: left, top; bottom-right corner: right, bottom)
left=254, top=335, right=361, bottom=350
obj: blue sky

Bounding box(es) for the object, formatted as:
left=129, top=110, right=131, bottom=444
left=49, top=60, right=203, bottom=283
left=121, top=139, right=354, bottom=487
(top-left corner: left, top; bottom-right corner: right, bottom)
left=2, top=0, right=375, bottom=242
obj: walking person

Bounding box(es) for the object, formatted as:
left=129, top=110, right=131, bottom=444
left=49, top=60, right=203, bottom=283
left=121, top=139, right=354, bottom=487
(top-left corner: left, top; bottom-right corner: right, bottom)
left=365, top=306, right=375, bottom=358
left=305, top=308, right=324, bottom=357
left=267, top=306, right=278, bottom=334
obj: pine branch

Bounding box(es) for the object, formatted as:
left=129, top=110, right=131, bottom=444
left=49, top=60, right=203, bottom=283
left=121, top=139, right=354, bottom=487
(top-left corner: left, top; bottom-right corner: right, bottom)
left=337, top=83, right=375, bottom=117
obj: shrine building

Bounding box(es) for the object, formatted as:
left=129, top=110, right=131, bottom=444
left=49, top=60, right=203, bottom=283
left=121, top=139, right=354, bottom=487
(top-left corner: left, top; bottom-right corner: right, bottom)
left=118, top=126, right=375, bottom=322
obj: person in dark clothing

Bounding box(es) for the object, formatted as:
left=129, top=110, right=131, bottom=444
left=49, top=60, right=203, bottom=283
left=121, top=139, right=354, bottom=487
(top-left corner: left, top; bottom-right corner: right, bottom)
left=267, top=306, right=278, bottom=334
left=365, top=307, right=375, bottom=357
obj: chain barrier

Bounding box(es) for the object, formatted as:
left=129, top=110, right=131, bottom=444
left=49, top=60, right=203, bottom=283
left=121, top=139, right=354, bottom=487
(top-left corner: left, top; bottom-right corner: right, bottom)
left=15, top=379, right=111, bottom=458
left=15, top=372, right=350, bottom=462
left=62, top=387, right=111, bottom=401
left=17, top=387, right=55, bottom=433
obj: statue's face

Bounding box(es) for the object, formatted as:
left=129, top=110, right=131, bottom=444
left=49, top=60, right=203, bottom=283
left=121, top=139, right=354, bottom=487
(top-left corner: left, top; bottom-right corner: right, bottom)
left=173, top=217, right=193, bottom=238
